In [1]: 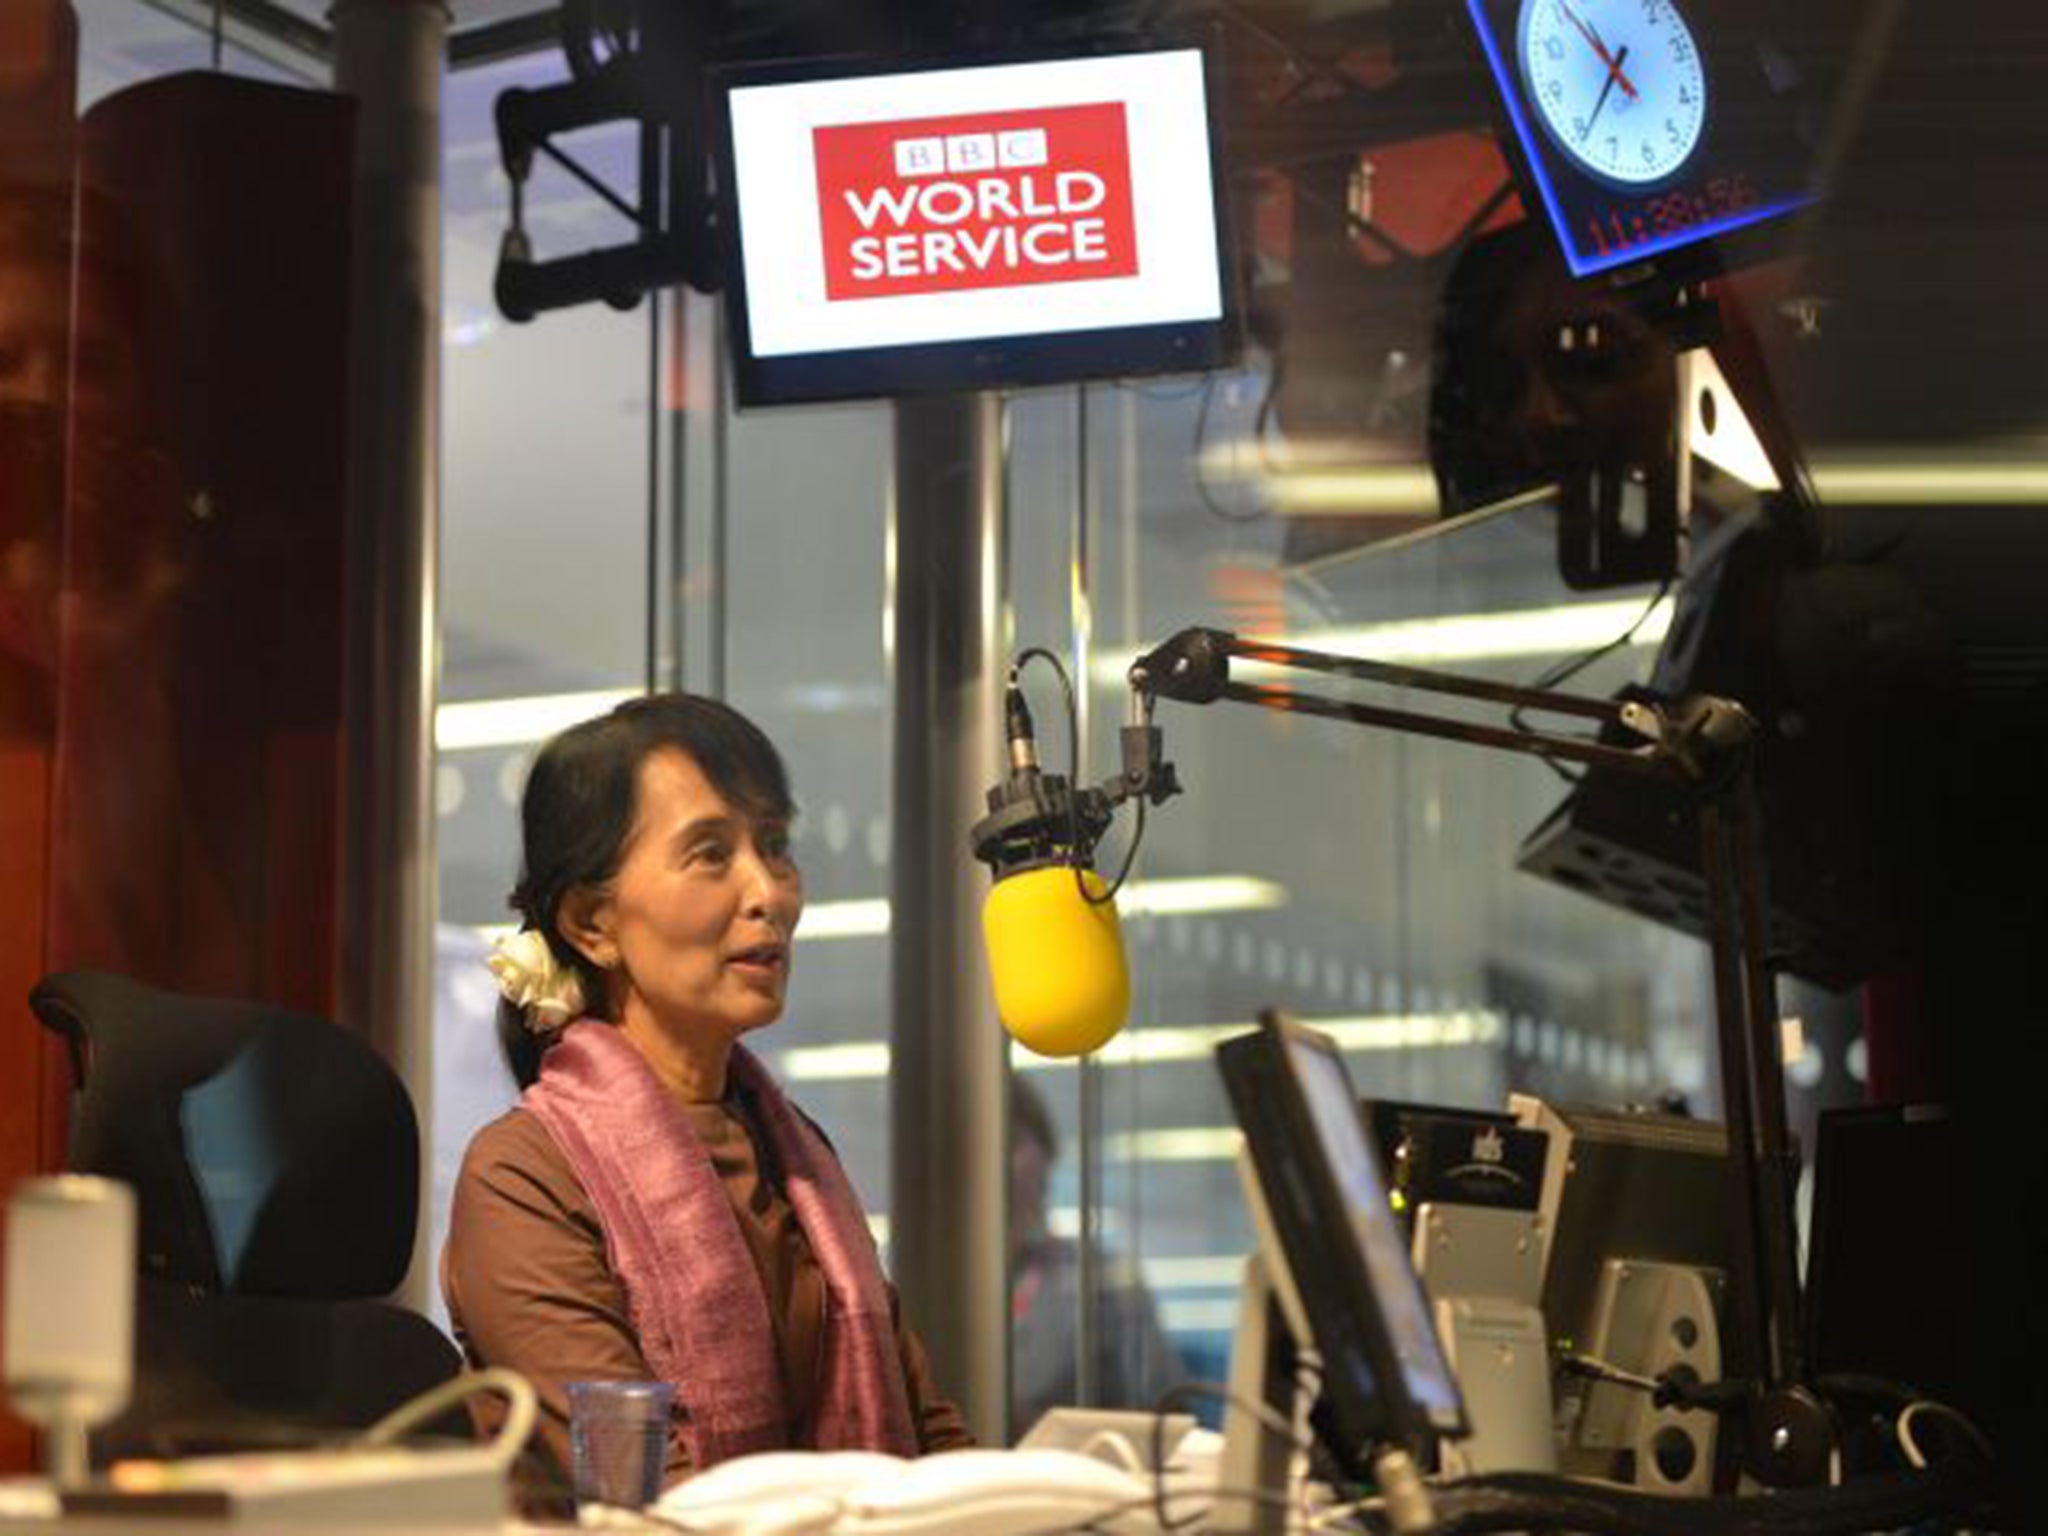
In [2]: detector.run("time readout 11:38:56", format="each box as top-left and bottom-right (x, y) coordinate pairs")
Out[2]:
(1582, 172), (1758, 258)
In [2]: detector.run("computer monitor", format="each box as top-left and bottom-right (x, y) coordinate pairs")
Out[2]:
(712, 42), (1231, 406)
(1217, 1012), (1468, 1461)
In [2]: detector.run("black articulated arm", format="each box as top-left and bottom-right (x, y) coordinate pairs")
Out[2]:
(493, 3), (723, 320)
(1128, 623), (1828, 1489)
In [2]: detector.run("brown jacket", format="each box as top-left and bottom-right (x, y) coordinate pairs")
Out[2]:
(442, 1100), (972, 1503)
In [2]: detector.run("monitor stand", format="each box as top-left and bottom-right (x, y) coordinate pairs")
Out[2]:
(1212, 1249), (1441, 1536)
(1410, 1201), (1557, 1478)
(1212, 1252), (1299, 1536)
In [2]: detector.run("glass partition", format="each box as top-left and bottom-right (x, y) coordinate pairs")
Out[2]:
(713, 371), (899, 1225)
(430, 48), (655, 1311)
(74, 0), (318, 110)
(1000, 362), (1720, 1417)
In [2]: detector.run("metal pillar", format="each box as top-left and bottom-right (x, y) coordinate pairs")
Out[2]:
(332, 0), (446, 1308)
(889, 393), (1010, 1445)
(1071, 386), (1100, 1408)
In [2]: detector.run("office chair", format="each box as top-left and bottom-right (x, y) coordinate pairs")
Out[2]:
(28, 970), (465, 1459)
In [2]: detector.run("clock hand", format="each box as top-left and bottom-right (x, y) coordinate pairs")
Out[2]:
(1553, 0), (1640, 99)
(1581, 43), (1631, 138)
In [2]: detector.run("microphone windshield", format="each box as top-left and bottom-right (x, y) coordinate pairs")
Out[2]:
(982, 864), (1129, 1058)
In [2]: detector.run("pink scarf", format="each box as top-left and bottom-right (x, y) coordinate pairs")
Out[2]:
(523, 1020), (917, 1468)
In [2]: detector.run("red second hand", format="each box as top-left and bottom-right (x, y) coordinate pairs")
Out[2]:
(1554, 0), (1639, 99)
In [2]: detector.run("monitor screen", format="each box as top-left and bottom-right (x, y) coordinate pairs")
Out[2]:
(1286, 1032), (1468, 1431)
(714, 45), (1229, 405)
(1462, 0), (1819, 279)
(1218, 1012), (1467, 1458)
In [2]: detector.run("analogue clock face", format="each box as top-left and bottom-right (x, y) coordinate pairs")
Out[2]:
(1517, 0), (1708, 186)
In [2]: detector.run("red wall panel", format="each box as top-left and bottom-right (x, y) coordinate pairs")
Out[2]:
(1, 70), (356, 1472)
(0, 0), (77, 1475)
(48, 74), (355, 1014)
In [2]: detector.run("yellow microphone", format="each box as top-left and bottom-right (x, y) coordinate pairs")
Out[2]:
(971, 663), (1173, 1058)
(983, 863), (1129, 1058)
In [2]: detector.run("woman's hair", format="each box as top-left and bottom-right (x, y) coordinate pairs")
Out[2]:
(496, 692), (795, 1088)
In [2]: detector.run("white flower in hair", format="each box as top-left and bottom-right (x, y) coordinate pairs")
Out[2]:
(487, 928), (585, 1032)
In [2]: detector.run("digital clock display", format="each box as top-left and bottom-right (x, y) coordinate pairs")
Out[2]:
(1465, 0), (1818, 278)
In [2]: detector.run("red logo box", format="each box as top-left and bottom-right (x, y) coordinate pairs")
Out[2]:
(812, 102), (1139, 302)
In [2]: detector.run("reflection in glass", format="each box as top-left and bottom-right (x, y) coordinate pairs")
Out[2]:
(1009, 1074), (1183, 1435)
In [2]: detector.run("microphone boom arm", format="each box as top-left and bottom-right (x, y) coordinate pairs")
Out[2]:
(1130, 626), (1750, 787)
(1127, 625), (1826, 1490)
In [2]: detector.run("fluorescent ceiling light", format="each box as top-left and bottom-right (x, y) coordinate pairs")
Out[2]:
(1118, 875), (1287, 918)
(799, 899), (893, 940)
(1160, 1298), (1246, 1333)
(1104, 1128), (1242, 1162)
(778, 876), (1286, 945)
(1092, 595), (1672, 688)
(1299, 598), (1671, 668)
(1780, 1014), (1805, 1067)
(1259, 467), (1442, 517)
(1142, 1255), (1251, 1290)
(1697, 437), (2048, 503)
(1050, 1009), (1505, 1069)
(1319, 1009), (1505, 1051)
(471, 873), (1283, 956)
(774, 1010), (1505, 1081)
(1046, 1205), (1121, 1240)
(1809, 459), (2048, 505)
(776, 1042), (893, 1082)
(1205, 434), (2048, 511)
(437, 688), (641, 752)
(1196, 441), (1440, 519)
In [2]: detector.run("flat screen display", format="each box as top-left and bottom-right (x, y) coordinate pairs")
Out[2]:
(715, 46), (1229, 405)
(1463, 0), (1818, 278)
(1285, 1030), (1467, 1432)
(1218, 1013), (1467, 1458)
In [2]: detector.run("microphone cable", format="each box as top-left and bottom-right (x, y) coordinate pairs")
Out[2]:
(1010, 646), (1149, 907)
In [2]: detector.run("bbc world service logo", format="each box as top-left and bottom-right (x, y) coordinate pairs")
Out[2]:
(810, 102), (1140, 301)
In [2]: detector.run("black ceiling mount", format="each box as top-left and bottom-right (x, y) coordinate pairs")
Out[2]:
(493, 0), (727, 320)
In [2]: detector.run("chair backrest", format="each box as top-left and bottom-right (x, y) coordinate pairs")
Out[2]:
(28, 971), (466, 1454)
(30, 970), (416, 1298)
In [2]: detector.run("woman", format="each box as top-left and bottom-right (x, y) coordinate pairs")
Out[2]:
(443, 693), (971, 1494)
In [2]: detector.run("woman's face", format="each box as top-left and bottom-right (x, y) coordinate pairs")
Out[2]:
(588, 747), (803, 1046)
